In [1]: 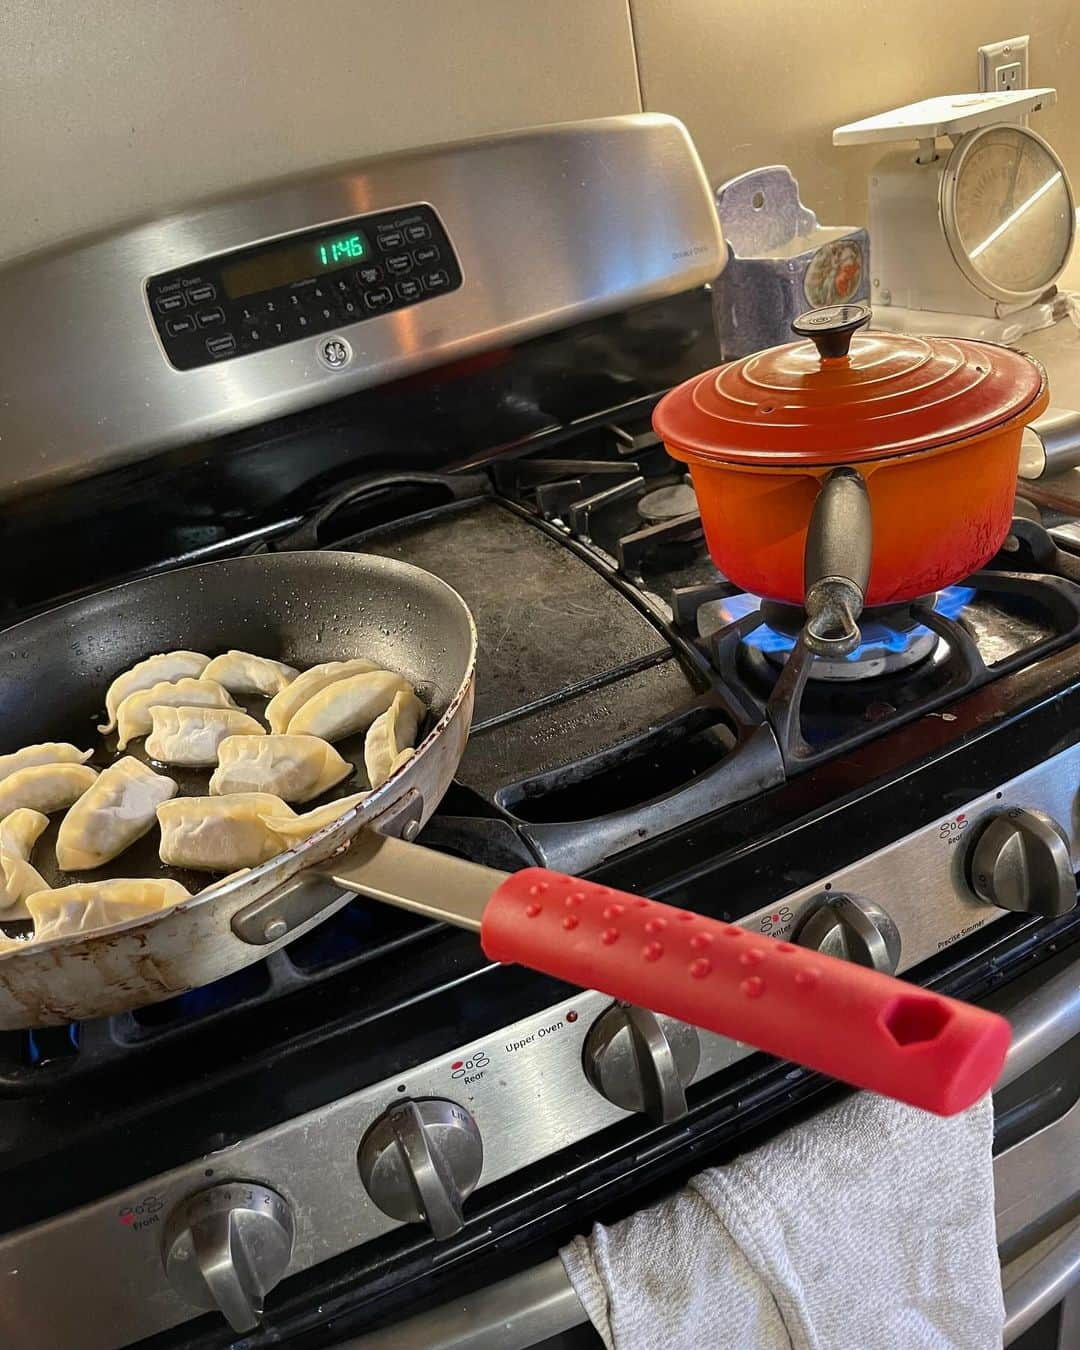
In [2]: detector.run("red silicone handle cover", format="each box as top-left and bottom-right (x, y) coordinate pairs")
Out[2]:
(480, 870), (1011, 1115)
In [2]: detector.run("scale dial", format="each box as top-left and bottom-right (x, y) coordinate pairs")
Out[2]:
(942, 123), (1074, 304)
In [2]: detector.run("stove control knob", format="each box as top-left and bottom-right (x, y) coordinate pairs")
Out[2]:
(358, 1098), (483, 1240)
(582, 1003), (700, 1123)
(970, 808), (1076, 916)
(793, 892), (902, 974)
(162, 1182), (294, 1333)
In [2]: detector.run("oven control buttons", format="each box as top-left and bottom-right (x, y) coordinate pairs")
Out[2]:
(582, 1003), (700, 1124)
(161, 1182), (294, 1333)
(793, 892), (902, 973)
(358, 1098), (483, 1240)
(969, 808), (1077, 916)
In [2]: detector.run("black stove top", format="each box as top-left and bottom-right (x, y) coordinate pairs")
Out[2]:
(2, 289), (1080, 1349)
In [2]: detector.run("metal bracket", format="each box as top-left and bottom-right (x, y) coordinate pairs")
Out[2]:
(231, 871), (356, 947)
(367, 787), (426, 842)
(230, 790), (427, 946)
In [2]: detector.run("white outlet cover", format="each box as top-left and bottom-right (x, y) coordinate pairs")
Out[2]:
(833, 89), (1055, 145)
(979, 34), (1029, 93)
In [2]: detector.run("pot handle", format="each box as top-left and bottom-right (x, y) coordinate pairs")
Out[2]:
(803, 467), (872, 658)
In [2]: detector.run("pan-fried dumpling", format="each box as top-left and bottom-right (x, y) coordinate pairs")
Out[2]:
(115, 677), (238, 750)
(259, 791), (370, 843)
(55, 757), (178, 872)
(266, 658), (380, 734)
(210, 735), (352, 803)
(98, 651), (210, 733)
(0, 743), (93, 785)
(0, 809), (50, 914)
(0, 763), (99, 817)
(202, 650), (299, 696)
(25, 878), (190, 942)
(145, 706), (265, 767)
(157, 794), (296, 872)
(364, 689), (426, 789)
(287, 671), (413, 742)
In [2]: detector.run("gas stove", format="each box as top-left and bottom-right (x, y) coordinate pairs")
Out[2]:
(0, 118), (1077, 1350)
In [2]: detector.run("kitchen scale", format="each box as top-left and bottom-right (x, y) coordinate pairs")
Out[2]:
(834, 88), (1076, 341)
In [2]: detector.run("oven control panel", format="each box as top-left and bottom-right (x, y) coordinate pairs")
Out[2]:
(146, 204), (461, 370)
(1, 746), (1076, 1348)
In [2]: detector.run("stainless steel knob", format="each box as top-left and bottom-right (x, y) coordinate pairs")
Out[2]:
(162, 1182), (294, 1333)
(358, 1098), (483, 1240)
(793, 892), (902, 973)
(970, 807), (1077, 916)
(582, 1003), (700, 1123)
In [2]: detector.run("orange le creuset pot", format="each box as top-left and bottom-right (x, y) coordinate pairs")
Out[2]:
(652, 304), (1049, 658)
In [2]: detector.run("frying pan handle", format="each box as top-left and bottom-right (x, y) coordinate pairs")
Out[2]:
(803, 467), (872, 658)
(481, 869), (1010, 1115)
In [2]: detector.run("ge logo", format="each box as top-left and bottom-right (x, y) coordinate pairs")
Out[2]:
(451, 1051), (489, 1079)
(318, 336), (352, 370)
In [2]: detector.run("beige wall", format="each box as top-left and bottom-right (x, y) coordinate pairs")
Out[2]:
(0, 0), (640, 262)
(631, 0), (1079, 226)
(5, 1), (1077, 264)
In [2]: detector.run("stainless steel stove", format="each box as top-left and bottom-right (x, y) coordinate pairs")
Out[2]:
(0, 117), (1077, 1350)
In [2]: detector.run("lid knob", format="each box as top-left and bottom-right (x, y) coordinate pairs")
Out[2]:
(791, 304), (872, 360)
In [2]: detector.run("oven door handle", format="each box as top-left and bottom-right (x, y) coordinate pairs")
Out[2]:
(992, 960), (1080, 1091)
(1003, 1221), (1080, 1346)
(335, 1256), (587, 1349)
(336, 959), (1080, 1348)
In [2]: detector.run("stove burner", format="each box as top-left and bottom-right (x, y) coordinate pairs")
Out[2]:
(637, 482), (699, 524)
(718, 587), (976, 681)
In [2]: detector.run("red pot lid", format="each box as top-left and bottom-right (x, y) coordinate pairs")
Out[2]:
(653, 304), (1047, 468)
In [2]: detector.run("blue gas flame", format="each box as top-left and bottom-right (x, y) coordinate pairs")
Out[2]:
(719, 585), (976, 661)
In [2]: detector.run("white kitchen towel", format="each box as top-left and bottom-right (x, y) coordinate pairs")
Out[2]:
(560, 1091), (1001, 1350)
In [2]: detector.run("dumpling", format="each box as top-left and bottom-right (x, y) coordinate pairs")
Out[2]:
(0, 808), (50, 915)
(98, 651), (210, 733)
(0, 763), (98, 817)
(266, 658), (380, 734)
(55, 757), (178, 872)
(0, 743), (93, 785)
(115, 677), (238, 750)
(287, 671), (412, 742)
(202, 650), (299, 696)
(158, 794), (295, 872)
(145, 706), (265, 767)
(364, 689), (426, 788)
(26, 879), (190, 942)
(210, 735), (352, 803)
(259, 791), (370, 843)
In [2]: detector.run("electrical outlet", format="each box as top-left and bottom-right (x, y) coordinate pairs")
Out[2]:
(978, 35), (1029, 93)
(995, 61), (1022, 92)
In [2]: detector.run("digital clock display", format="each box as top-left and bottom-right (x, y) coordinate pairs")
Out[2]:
(317, 233), (366, 265)
(221, 228), (369, 299)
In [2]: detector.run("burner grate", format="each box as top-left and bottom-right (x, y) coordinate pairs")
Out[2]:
(704, 566), (1080, 769)
(0, 900), (442, 1085)
(731, 587), (974, 681)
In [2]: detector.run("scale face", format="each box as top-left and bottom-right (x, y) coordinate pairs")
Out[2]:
(944, 123), (1074, 302)
(834, 89), (1076, 333)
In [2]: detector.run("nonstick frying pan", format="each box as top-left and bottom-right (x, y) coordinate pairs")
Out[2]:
(0, 552), (1009, 1113)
